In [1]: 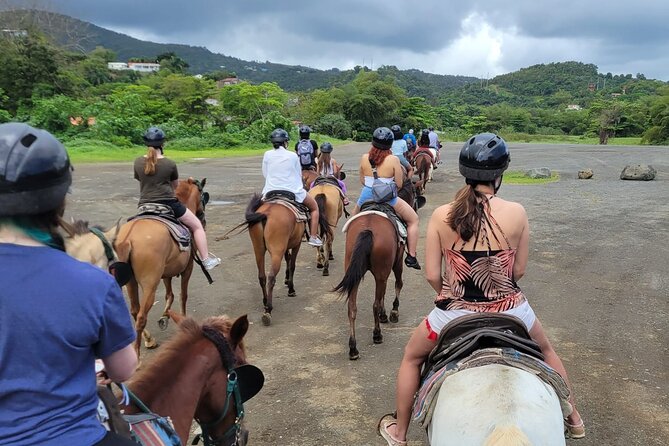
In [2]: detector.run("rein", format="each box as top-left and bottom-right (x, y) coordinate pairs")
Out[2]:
(89, 227), (116, 265)
(192, 326), (245, 446)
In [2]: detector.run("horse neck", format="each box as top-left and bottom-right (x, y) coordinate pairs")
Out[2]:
(175, 184), (199, 213)
(63, 233), (106, 268)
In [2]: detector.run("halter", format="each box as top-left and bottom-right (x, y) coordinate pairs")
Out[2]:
(193, 326), (246, 446)
(89, 227), (115, 265)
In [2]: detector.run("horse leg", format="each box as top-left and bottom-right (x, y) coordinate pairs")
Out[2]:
(249, 224), (268, 321)
(178, 259), (194, 316)
(262, 250), (284, 326)
(284, 250), (291, 285)
(158, 277), (174, 331)
(347, 284), (360, 360)
(126, 278), (142, 354)
(372, 275), (388, 344)
(134, 278), (160, 355)
(286, 245), (299, 296)
(316, 244), (324, 270)
(390, 254), (404, 323)
(322, 237), (330, 276)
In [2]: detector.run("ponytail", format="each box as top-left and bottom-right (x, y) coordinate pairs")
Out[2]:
(144, 147), (158, 175)
(317, 152), (331, 175)
(447, 181), (489, 241)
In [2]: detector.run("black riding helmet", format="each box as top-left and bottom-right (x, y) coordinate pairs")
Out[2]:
(390, 124), (402, 140)
(143, 126), (166, 147)
(459, 133), (510, 181)
(371, 127), (394, 150)
(299, 125), (311, 139)
(421, 129), (430, 138)
(320, 142), (333, 153)
(0, 122), (72, 217)
(270, 128), (290, 143)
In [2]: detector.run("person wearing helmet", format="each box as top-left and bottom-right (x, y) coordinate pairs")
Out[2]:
(378, 134), (584, 445)
(315, 142), (349, 205)
(0, 123), (138, 446)
(264, 128), (323, 247)
(294, 125), (319, 171)
(414, 129), (437, 169)
(403, 128), (417, 151)
(428, 126), (442, 164)
(390, 125), (413, 179)
(134, 127), (221, 270)
(355, 127), (421, 269)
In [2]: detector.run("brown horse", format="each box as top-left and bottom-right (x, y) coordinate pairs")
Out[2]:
(308, 183), (341, 276)
(414, 152), (432, 193)
(333, 212), (404, 360)
(229, 193), (328, 326)
(123, 312), (264, 446)
(114, 178), (209, 356)
(301, 169), (319, 191)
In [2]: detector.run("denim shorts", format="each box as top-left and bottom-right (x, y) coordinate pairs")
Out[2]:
(356, 185), (398, 206)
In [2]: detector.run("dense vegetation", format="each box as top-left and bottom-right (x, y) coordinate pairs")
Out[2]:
(0, 9), (668, 152)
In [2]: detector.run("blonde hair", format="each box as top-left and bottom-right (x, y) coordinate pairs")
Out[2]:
(317, 152), (332, 175)
(144, 147), (158, 175)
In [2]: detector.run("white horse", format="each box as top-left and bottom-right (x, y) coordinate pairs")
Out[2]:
(426, 148), (437, 182)
(428, 364), (565, 446)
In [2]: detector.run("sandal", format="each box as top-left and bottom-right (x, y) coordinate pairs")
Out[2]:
(564, 419), (586, 439)
(377, 413), (407, 446)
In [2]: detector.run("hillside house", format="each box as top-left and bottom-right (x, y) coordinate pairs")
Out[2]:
(216, 77), (240, 88)
(127, 62), (160, 73)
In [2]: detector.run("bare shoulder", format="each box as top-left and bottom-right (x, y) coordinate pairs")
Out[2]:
(431, 203), (453, 221)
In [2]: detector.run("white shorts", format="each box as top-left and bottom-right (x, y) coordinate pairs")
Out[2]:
(426, 300), (536, 337)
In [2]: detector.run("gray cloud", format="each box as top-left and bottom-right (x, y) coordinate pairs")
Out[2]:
(29, 0), (669, 79)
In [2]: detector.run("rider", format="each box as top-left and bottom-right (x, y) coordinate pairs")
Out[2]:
(315, 142), (349, 205)
(414, 129), (437, 169)
(263, 128), (323, 247)
(354, 127), (421, 270)
(403, 128), (417, 152)
(390, 125), (413, 179)
(428, 126), (442, 164)
(0, 123), (138, 446)
(134, 127), (221, 270)
(294, 125), (319, 171)
(378, 133), (585, 446)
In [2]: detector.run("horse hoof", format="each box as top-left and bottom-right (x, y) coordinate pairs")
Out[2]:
(322, 269), (329, 276)
(316, 263), (323, 269)
(144, 339), (158, 349)
(328, 254), (334, 261)
(379, 314), (389, 324)
(390, 311), (399, 323)
(157, 316), (169, 331)
(261, 313), (272, 326)
(349, 351), (360, 360)
(284, 280), (289, 285)
(373, 335), (383, 344)
(287, 290), (296, 297)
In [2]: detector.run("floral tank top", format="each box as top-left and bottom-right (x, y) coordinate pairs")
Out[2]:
(436, 203), (526, 312)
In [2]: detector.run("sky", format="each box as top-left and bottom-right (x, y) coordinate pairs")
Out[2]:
(22, 0), (669, 80)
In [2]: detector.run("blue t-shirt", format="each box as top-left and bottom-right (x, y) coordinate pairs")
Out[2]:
(0, 244), (136, 446)
(403, 133), (417, 147)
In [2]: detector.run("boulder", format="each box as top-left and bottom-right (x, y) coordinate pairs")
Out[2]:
(526, 167), (551, 179)
(620, 165), (657, 181)
(578, 169), (594, 179)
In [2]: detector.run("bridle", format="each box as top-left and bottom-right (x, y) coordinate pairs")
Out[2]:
(193, 326), (246, 446)
(89, 227), (116, 266)
(192, 179), (210, 225)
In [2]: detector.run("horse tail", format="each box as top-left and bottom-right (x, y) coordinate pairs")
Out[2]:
(244, 193), (267, 227)
(114, 235), (132, 264)
(332, 230), (373, 298)
(483, 425), (532, 446)
(314, 193), (333, 240)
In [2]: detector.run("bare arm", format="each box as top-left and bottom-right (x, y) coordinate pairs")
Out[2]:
(426, 206), (448, 293)
(513, 206), (530, 281)
(392, 157), (404, 187)
(101, 344), (137, 382)
(359, 155), (366, 186)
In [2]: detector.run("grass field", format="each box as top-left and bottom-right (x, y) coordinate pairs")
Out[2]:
(504, 170), (560, 184)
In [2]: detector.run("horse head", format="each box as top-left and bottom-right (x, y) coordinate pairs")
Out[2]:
(178, 177), (209, 228)
(334, 162), (346, 181)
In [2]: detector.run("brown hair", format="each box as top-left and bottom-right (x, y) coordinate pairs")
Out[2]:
(0, 201), (66, 250)
(317, 152), (332, 174)
(368, 146), (391, 167)
(447, 182), (489, 241)
(144, 147), (158, 175)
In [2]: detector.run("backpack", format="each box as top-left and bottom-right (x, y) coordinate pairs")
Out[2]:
(296, 139), (314, 167)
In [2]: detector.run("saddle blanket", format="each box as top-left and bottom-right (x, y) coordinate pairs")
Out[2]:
(342, 210), (407, 243)
(412, 347), (572, 428)
(264, 196), (310, 222)
(313, 176), (346, 199)
(132, 215), (191, 251)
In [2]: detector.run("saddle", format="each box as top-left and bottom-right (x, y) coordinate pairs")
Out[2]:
(128, 204), (190, 251)
(342, 202), (406, 244)
(263, 190), (310, 221)
(421, 313), (543, 381)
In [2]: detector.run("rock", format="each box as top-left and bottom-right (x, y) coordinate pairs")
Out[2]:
(620, 165), (657, 181)
(526, 167), (551, 179)
(578, 169), (594, 179)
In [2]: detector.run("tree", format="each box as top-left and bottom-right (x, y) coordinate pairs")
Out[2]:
(157, 52), (189, 74)
(642, 87), (669, 144)
(219, 81), (288, 125)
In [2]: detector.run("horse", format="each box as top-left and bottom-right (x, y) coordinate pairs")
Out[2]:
(62, 219), (122, 270)
(301, 169), (319, 191)
(122, 312), (265, 446)
(398, 174), (426, 212)
(333, 212), (404, 360)
(228, 193), (328, 326)
(114, 178), (210, 357)
(413, 152), (432, 192)
(428, 364), (565, 445)
(308, 182), (343, 276)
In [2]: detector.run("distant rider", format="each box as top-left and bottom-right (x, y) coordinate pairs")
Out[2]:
(403, 128), (417, 151)
(414, 129), (437, 169)
(294, 125), (319, 171)
(428, 126), (442, 164)
(390, 125), (413, 179)
(315, 142), (349, 205)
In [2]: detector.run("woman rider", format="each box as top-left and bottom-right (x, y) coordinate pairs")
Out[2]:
(0, 123), (138, 446)
(315, 141), (349, 205)
(134, 127), (221, 270)
(390, 125), (413, 179)
(414, 129), (437, 169)
(354, 127), (420, 270)
(378, 133), (584, 445)
(262, 128), (323, 247)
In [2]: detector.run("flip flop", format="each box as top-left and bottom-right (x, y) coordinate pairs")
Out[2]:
(377, 413), (407, 446)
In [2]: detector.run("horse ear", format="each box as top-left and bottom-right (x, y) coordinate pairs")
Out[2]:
(105, 218), (122, 243)
(168, 310), (186, 325)
(230, 315), (249, 348)
(201, 178), (207, 188)
(58, 217), (76, 238)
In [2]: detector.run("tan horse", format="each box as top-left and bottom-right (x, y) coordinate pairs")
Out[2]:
(114, 178), (209, 357)
(62, 219), (121, 270)
(308, 183), (341, 276)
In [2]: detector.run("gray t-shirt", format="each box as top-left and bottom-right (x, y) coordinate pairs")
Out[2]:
(134, 156), (179, 204)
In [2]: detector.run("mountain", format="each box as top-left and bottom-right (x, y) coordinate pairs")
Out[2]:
(0, 9), (478, 97)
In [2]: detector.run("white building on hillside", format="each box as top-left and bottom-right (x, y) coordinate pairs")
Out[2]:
(108, 62), (129, 70)
(127, 62), (161, 73)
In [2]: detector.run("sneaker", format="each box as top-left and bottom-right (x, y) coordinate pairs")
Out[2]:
(437, 160), (443, 165)
(404, 254), (421, 270)
(308, 235), (323, 247)
(202, 255), (221, 270)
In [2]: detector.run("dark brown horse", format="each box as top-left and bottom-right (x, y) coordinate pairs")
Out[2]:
(229, 193), (328, 326)
(333, 212), (404, 360)
(123, 312), (264, 446)
(414, 152), (432, 193)
(114, 178), (209, 357)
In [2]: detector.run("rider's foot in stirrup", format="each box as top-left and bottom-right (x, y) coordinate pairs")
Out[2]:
(202, 254), (221, 270)
(404, 254), (421, 270)
(308, 235), (323, 247)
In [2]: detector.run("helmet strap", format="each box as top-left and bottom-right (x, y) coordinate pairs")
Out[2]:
(493, 176), (503, 193)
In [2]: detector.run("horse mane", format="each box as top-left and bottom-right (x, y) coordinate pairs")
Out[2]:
(59, 218), (105, 237)
(129, 315), (243, 394)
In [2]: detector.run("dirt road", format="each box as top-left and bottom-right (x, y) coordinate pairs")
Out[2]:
(68, 142), (668, 445)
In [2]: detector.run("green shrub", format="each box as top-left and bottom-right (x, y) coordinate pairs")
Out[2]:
(239, 111), (293, 143)
(317, 113), (352, 139)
